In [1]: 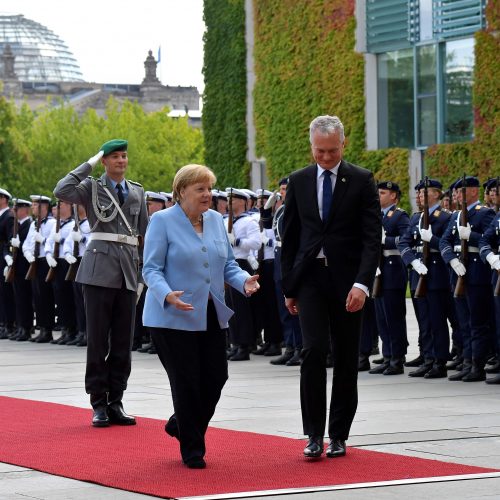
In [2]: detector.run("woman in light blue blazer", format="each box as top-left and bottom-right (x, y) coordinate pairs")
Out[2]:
(142, 164), (260, 469)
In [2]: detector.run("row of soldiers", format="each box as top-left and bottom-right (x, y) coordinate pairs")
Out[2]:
(363, 175), (500, 385)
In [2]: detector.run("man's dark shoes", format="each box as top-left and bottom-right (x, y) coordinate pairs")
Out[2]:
(286, 349), (302, 366)
(92, 407), (110, 427)
(409, 359), (434, 377)
(165, 415), (179, 439)
(424, 363), (447, 379)
(358, 355), (370, 371)
(326, 439), (346, 458)
(485, 361), (500, 374)
(303, 436), (324, 458)
(185, 457), (206, 469)
(264, 343), (282, 356)
(486, 373), (500, 384)
(229, 347), (250, 361)
(405, 355), (424, 367)
(107, 402), (136, 425)
(270, 347), (294, 365)
(369, 358), (390, 374)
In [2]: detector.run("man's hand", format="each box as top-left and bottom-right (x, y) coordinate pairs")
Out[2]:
(260, 232), (270, 245)
(46, 254), (57, 268)
(381, 228), (386, 245)
(87, 150), (104, 168)
(486, 252), (500, 271)
(52, 231), (62, 243)
(24, 251), (35, 263)
(419, 226), (433, 242)
(285, 297), (299, 315)
(70, 230), (82, 242)
(264, 191), (279, 210)
(346, 287), (366, 312)
(375, 266), (381, 277)
(458, 223), (471, 241)
(450, 258), (466, 277)
(10, 236), (20, 248)
(244, 275), (260, 295)
(5, 255), (13, 267)
(64, 254), (77, 265)
(165, 291), (194, 311)
(33, 231), (45, 244)
(411, 259), (428, 275)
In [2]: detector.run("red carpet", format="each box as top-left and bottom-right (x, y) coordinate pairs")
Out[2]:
(0, 396), (497, 499)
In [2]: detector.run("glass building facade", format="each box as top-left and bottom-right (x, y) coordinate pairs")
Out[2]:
(366, 0), (483, 149)
(0, 14), (83, 82)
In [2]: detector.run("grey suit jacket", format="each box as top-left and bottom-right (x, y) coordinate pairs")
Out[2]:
(54, 162), (148, 291)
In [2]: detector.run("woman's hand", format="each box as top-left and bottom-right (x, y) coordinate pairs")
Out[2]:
(165, 291), (194, 311)
(244, 275), (260, 295)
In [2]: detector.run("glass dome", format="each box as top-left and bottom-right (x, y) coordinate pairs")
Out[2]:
(0, 14), (83, 82)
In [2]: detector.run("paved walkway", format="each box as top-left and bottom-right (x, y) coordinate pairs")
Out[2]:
(1, 300), (499, 499)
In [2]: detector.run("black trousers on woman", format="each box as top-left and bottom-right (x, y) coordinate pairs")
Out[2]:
(150, 300), (228, 464)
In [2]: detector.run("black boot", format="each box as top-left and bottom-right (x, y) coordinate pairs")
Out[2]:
(409, 358), (434, 377)
(76, 332), (87, 346)
(462, 359), (486, 382)
(35, 328), (53, 343)
(264, 342), (283, 356)
(252, 342), (270, 355)
(108, 391), (136, 425)
(8, 328), (21, 341)
(58, 328), (77, 345)
(369, 357), (390, 374)
(229, 346), (250, 361)
(485, 373), (500, 384)
(448, 359), (472, 381)
(90, 393), (109, 427)
(358, 354), (371, 371)
(66, 331), (84, 346)
(383, 357), (405, 375)
(16, 328), (32, 342)
(270, 346), (294, 365)
(404, 354), (424, 367)
(424, 361), (448, 379)
(0, 325), (8, 340)
(286, 348), (302, 366)
(485, 361), (500, 374)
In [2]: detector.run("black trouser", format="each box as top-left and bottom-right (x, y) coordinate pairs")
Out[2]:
(297, 260), (362, 441)
(151, 300), (228, 463)
(83, 283), (136, 395)
(0, 257), (15, 327)
(13, 261), (33, 330)
(52, 260), (76, 330)
(73, 281), (86, 333)
(32, 258), (55, 329)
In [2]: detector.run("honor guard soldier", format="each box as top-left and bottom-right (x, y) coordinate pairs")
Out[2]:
(262, 178), (303, 366)
(0, 188), (15, 339)
(369, 182), (409, 375)
(224, 188), (261, 360)
(215, 190), (228, 215)
(398, 179), (453, 378)
(54, 139), (148, 427)
(45, 200), (77, 345)
(4, 199), (34, 341)
(62, 205), (90, 347)
(159, 192), (174, 208)
(440, 176), (495, 381)
(479, 209), (500, 384)
(22, 195), (56, 343)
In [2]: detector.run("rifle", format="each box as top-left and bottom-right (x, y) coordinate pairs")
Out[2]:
(454, 174), (468, 298)
(415, 177), (429, 298)
(25, 196), (42, 280)
(227, 188), (234, 235)
(45, 200), (61, 282)
(65, 205), (80, 281)
(372, 208), (384, 298)
(257, 193), (265, 275)
(5, 204), (18, 283)
(493, 178), (500, 296)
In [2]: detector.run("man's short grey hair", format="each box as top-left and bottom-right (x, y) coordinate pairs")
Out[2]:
(309, 115), (344, 143)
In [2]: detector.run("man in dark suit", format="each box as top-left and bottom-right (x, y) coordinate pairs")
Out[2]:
(281, 115), (381, 459)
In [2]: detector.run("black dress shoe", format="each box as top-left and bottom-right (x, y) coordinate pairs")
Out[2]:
(137, 343), (153, 353)
(107, 403), (137, 425)
(462, 368), (486, 382)
(270, 348), (294, 365)
(424, 364), (447, 379)
(16, 328), (31, 342)
(92, 407), (110, 427)
(326, 439), (346, 458)
(252, 342), (269, 355)
(358, 355), (370, 372)
(485, 373), (500, 384)
(165, 415), (179, 439)
(372, 357), (385, 365)
(408, 359), (434, 377)
(35, 328), (53, 343)
(264, 343), (282, 356)
(446, 356), (463, 370)
(229, 347), (250, 361)
(383, 365), (404, 375)
(148, 344), (157, 354)
(185, 457), (206, 469)
(303, 436), (324, 458)
(404, 355), (424, 367)
(485, 361), (500, 374)
(369, 359), (390, 374)
(286, 349), (302, 366)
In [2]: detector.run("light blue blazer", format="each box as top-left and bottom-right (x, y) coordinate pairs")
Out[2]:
(142, 204), (250, 331)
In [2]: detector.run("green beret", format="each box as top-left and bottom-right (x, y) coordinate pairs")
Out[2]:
(100, 139), (128, 156)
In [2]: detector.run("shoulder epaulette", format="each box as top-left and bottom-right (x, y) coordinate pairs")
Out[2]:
(442, 208), (451, 213)
(87, 176), (95, 180)
(128, 180), (143, 187)
(476, 204), (482, 210)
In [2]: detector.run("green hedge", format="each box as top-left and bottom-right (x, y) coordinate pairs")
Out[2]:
(202, 0), (249, 188)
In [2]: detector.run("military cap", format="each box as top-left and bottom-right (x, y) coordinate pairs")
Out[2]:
(159, 191), (173, 201)
(419, 178), (443, 190)
(145, 191), (167, 203)
(414, 181), (423, 191)
(0, 187), (12, 199)
(378, 181), (400, 193)
(278, 177), (289, 186)
(241, 188), (258, 200)
(256, 189), (273, 198)
(485, 178), (499, 191)
(14, 198), (32, 208)
(226, 188), (249, 200)
(100, 139), (128, 156)
(30, 195), (51, 204)
(211, 189), (219, 197)
(454, 176), (480, 188)
(216, 190), (228, 200)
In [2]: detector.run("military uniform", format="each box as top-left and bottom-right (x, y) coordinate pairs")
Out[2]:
(0, 188), (15, 339)
(54, 139), (148, 422)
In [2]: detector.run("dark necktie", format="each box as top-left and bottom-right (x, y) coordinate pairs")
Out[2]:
(322, 170), (333, 221)
(116, 183), (125, 206)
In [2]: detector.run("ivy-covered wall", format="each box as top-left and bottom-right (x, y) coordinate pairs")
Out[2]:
(202, 0), (249, 187)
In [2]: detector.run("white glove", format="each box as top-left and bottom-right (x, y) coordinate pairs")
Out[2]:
(52, 231), (62, 243)
(33, 231), (45, 244)
(136, 282), (145, 304)
(5, 255), (13, 267)
(264, 191), (279, 210)
(227, 232), (235, 245)
(419, 226), (433, 242)
(11, 236), (20, 248)
(3, 266), (7, 278)
(46, 254), (57, 268)
(375, 267), (381, 277)
(458, 223), (471, 241)
(381, 228), (386, 245)
(450, 258), (466, 277)
(247, 255), (259, 271)
(87, 150), (104, 168)
(70, 230), (82, 242)
(486, 252), (500, 271)
(411, 259), (428, 275)
(64, 254), (77, 265)
(24, 251), (35, 263)
(261, 232), (270, 245)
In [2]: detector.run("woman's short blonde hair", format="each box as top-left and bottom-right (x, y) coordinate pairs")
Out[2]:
(172, 164), (217, 203)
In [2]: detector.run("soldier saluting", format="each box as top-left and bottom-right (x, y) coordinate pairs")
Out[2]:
(54, 139), (148, 427)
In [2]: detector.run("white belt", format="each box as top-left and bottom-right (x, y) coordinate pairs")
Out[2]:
(90, 232), (139, 246)
(383, 250), (400, 257)
(275, 241), (282, 247)
(453, 245), (479, 253)
(416, 246), (439, 253)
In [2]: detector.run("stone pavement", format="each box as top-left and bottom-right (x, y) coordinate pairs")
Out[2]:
(0, 300), (499, 499)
